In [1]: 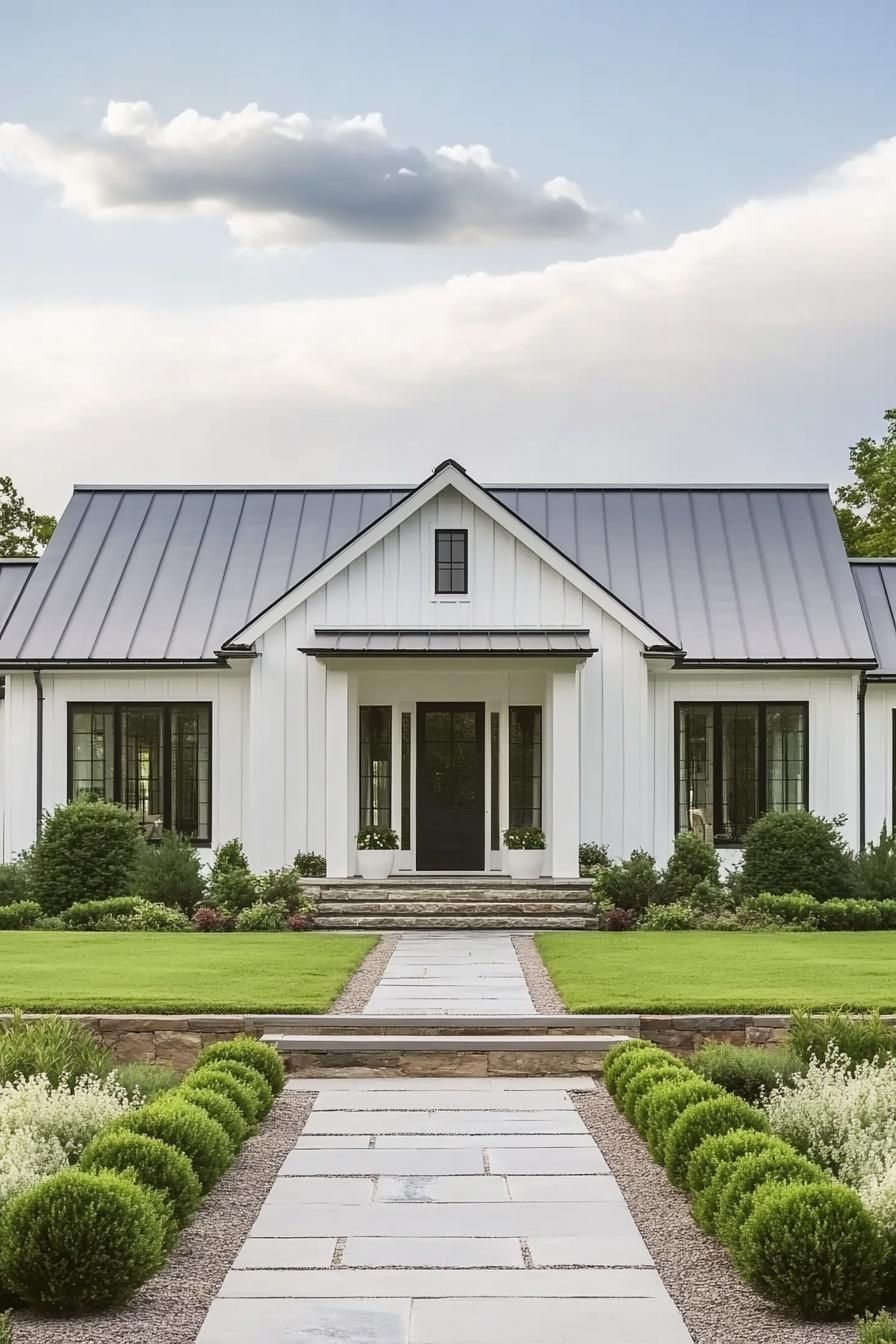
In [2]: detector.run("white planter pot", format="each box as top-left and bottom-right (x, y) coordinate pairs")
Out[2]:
(505, 848), (544, 880)
(357, 849), (395, 880)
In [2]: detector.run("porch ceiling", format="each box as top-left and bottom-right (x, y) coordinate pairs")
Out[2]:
(299, 627), (595, 656)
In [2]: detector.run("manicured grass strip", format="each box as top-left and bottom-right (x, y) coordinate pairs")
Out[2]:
(534, 931), (896, 1013)
(0, 932), (378, 1013)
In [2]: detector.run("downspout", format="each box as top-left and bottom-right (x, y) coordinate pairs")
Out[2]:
(858, 670), (867, 850)
(33, 669), (44, 837)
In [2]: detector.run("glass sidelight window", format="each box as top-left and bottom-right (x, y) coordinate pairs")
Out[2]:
(359, 706), (392, 828)
(676, 701), (808, 846)
(509, 706), (542, 828)
(68, 703), (211, 842)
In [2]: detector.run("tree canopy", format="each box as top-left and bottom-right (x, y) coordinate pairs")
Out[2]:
(835, 410), (896, 557)
(0, 477), (55, 557)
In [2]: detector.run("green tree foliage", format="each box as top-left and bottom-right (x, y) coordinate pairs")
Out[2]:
(835, 409), (896, 556)
(0, 476), (55, 556)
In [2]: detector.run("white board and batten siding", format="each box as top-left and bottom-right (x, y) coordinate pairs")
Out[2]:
(864, 684), (896, 840)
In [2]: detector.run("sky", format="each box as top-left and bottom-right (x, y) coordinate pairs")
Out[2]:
(0, 0), (894, 516)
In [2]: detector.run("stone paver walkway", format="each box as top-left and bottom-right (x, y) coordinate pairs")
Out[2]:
(195, 934), (694, 1344)
(363, 932), (536, 1016)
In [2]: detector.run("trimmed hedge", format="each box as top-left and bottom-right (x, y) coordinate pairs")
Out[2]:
(197, 1037), (286, 1095)
(176, 1085), (248, 1147)
(80, 1129), (202, 1227)
(181, 1065), (261, 1126)
(0, 1169), (165, 1313)
(621, 1062), (689, 1125)
(641, 1078), (721, 1162)
(716, 1149), (830, 1255)
(62, 896), (140, 930)
(602, 1039), (658, 1096)
(664, 1094), (768, 1189)
(738, 1182), (883, 1319)
(615, 1051), (687, 1111)
(115, 1097), (233, 1193)
(195, 1057), (274, 1117)
(689, 1131), (792, 1233)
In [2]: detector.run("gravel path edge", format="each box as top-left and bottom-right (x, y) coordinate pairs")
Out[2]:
(512, 933), (567, 1013)
(330, 932), (399, 1012)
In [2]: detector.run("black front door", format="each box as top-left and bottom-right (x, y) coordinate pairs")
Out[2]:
(416, 703), (485, 870)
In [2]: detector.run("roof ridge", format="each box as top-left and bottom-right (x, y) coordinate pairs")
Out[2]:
(71, 482), (834, 494)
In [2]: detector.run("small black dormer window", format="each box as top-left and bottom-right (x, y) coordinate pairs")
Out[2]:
(435, 529), (468, 594)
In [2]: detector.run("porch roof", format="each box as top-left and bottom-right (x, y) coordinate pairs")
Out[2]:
(299, 627), (594, 657)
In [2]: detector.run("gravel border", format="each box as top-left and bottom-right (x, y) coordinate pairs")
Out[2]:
(576, 1087), (855, 1344)
(512, 933), (566, 1012)
(10, 1089), (316, 1344)
(330, 932), (399, 1012)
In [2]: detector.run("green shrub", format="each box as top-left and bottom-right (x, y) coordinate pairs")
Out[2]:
(690, 1042), (803, 1104)
(133, 831), (206, 913)
(258, 868), (310, 912)
(198, 1037), (285, 1096)
(620, 1062), (689, 1124)
(594, 851), (661, 911)
(0, 899), (41, 929)
(605, 1044), (667, 1106)
(115, 1062), (181, 1103)
(664, 1094), (768, 1189)
(295, 850), (327, 877)
(0, 861), (29, 906)
(0, 1009), (113, 1086)
(196, 1057), (274, 1117)
(687, 1130), (787, 1232)
(182, 1065), (260, 1125)
(61, 896), (140, 930)
(80, 1128), (202, 1227)
(858, 1311), (896, 1343)
(687, 878), (733, 914)
(175, 1084), (247, 1146)
(642, 1077), (722, 1161)
(208, 838), (258, 912)
(739, 811), (854, 903)
(0, 1168), (165, 1312)
(579, 841), (610, 875)
(0, 1310), (10, 1343)
(126, 898), (190, 931)
(716, 1148), (831, 1254)
(30, 799), (145, 916)
(115, 1097), (232, 1192)
(639, 901), (695, 930)
(738, 1182), (882, 1318)
(33, 914), (65, 930)
(602, 1040), (659, 1097)
(853, 825), (896, 903)
(877, 901), (896, 930)
(789, 1008), (896, 1067)
(748, 890), (819, 927)
(234, 899), (287, 931)
(661, 831), (720, 904)
(815, 897), (882, 931)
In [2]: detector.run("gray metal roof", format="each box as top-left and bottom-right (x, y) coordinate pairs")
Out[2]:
(851, 560), (896, 678)
(0, 477), (875, 665)
(300, 628), (594, 656)
(0, 560), (36, 632)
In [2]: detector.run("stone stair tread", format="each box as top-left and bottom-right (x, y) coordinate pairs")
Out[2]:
(262, 1033), (629, 1052)
(313, 916), (597, 929)
(317, 902), (594, 915)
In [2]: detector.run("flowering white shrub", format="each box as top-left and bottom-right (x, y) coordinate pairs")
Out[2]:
(0, 1072), (134, 1159)
(0, 1128), (67, 1207)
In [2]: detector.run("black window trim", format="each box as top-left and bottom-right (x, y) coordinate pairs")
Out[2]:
(67, 701), (214, 846)
(674, 699), (809, 848)
(434, 527), (469, 595)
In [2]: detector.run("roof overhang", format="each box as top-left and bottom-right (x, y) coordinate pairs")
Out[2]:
(299, 627), (595, 659)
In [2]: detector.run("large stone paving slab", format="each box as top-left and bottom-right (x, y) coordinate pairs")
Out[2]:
(250, 1198), (646, 1237)
(281, 1147), (487, 1175)
(196, 1298), (410, 1343)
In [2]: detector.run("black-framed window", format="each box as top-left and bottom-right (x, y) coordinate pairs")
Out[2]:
(400, 711), (411, 849)
(509, 706), (542, 828)
(68, 703), (212, 844)
(676, 701), (808, 846)
(435, 529), (468, 594)
(490, 711), (500, 849)
(359, 706), (392, 828)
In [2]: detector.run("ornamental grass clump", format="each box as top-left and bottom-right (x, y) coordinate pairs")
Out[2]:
(198, 1037), (285, 1096)
(0, 1168), (166, 1313)
(737, 1182), (883, 1319)
(0, 1010), (114, 1087)
(664, 1094), (768, 1190)
(80, 1129), (201, 1227)
(691, 1041), (803, 1104)
(789, 1009), (896, 1069)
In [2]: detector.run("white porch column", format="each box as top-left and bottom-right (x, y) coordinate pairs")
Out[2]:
(325, 666), (352, 879)
(550, 665), (581, 879)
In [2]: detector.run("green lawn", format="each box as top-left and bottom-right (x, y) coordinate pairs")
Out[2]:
(0, 932), (378, 1013)
(535, 931), (896, 1013)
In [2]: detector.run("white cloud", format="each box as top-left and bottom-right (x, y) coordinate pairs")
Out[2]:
(0, 100), (602, 248)
(0, 135), (894, 510)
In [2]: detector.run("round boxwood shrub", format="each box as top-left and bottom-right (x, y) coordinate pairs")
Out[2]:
(642, 1078), (722, 1162)
(115, 1097), (232, 1192)
(738, 810), (854, 903)
(175, 1085), (247, 1148)
(738, 1182), (883, 1318)
(182, 1065), (261, 1126)
(602, 1040), (659, 1097)
(621, 1062), (690, 1126)
(29, 799), (145, 916)
(687, 1130), (791, 1232)
(0, 1168), (165, 1313)
(664, 1095), (768, 1190)
(197, 1058), (274, 1118)
(198, 1038), (285, 1096)
(606, 1045), (668, 1107)
(80, 1129), (202, 1227)
(716, 1149), (830, 1255)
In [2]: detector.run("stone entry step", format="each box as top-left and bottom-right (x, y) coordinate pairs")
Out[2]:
(312, 882), (597, 930)
(315, 914), (596, 929)
(317, 900), (595, 916)
(261, 1033), (630, 1078)
(264, 1015), (633, 1037)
